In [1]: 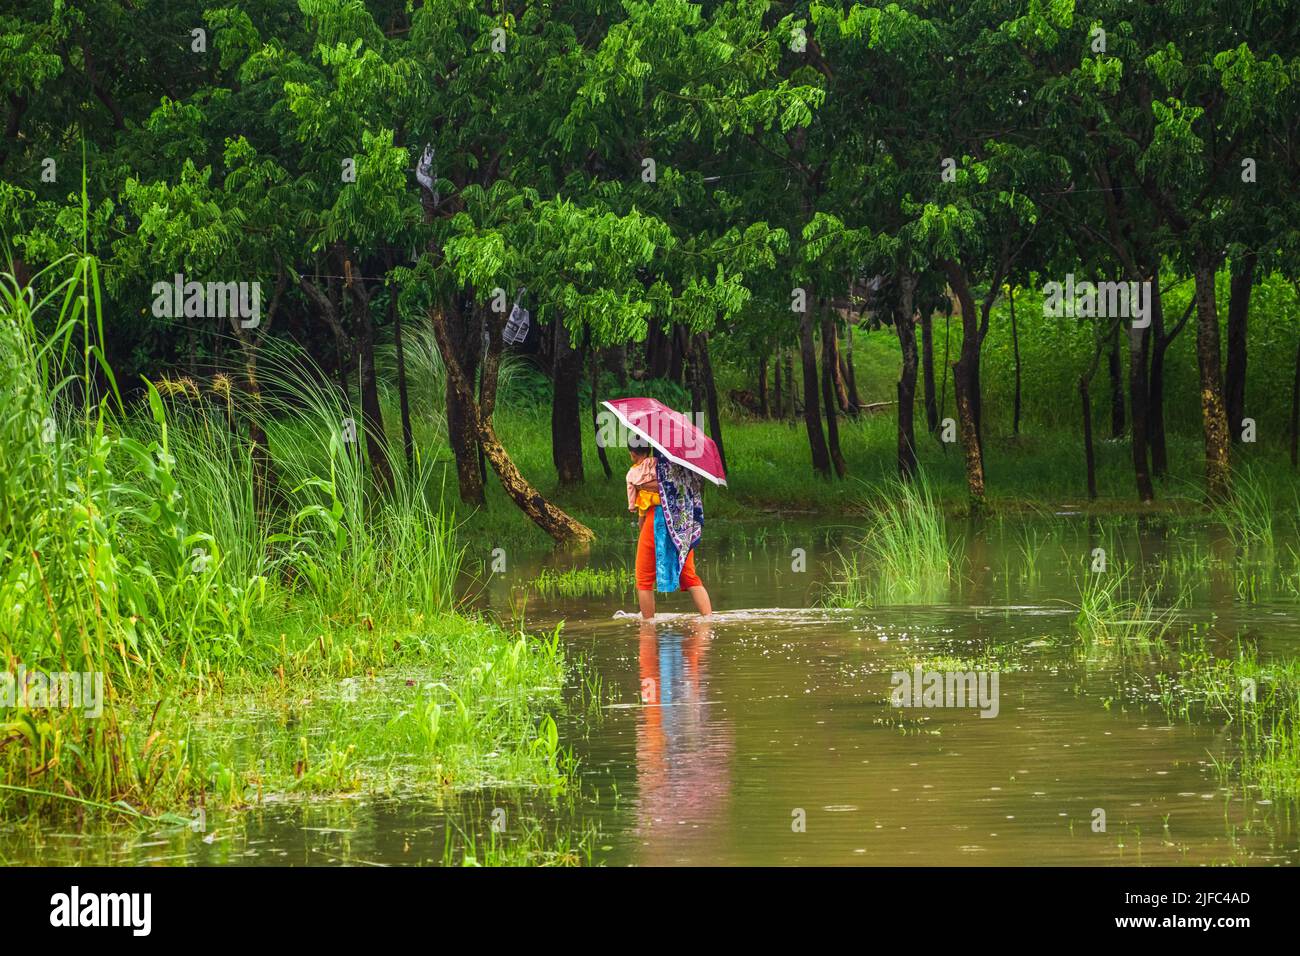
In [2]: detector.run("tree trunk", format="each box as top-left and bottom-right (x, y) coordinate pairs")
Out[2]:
(920, 307), (938, 433)
(589, 345), (612, 479)
(842, 323), (861, 415)
(772, 353), (782, 419)
(1192, 260), (1231, 501)
(1128, 318), (1155, 503)
(551, 319), (585, 485)
(1081, 376), (1097, 500)
(800, 311), (831, 476)
(1291, 337), (1300, 469)
(429, 306), (593, 543)
(1148, 281), (1170, 478)
(1009, 286), (1022, 435)
(942, 261), (986, 505)
(820, 311), (847, 477)
(758, 355), (770, 417)
(784, 350), (796, 420)
(1225, 252), (1256, 443)
(894, 276), (919, 480)
(1107, 321), (1124, 439)
(696, 333), (726, 473)
(443, 296), (485, 505)
(830, 325), (850, 414)
(646, 321), (670, 379)
(668, 324), (687, 385)
(349, 279), (394, 494)
(389, 283), (414, 475)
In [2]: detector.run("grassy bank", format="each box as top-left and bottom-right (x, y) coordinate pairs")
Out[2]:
(0, 260), (572, 821)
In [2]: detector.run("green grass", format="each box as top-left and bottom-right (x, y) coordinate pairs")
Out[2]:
(0, 252), (575, 822)
(827, 473), (954, 607)
(530, 566), (632, 599)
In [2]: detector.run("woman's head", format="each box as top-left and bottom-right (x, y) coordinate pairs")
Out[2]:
(627, 433), (650, 462)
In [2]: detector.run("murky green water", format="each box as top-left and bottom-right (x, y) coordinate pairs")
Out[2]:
(6, 515), (1299, 865)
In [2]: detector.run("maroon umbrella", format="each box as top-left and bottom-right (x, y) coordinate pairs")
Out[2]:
(601, 397), (727, 486)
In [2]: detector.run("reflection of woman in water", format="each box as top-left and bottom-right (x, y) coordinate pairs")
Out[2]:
(635, 618), (733, 863)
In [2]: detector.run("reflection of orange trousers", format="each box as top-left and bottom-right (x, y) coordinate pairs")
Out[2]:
(636, 506), (702, 591)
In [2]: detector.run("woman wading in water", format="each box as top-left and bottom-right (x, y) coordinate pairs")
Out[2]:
(625, 436), (712, 619)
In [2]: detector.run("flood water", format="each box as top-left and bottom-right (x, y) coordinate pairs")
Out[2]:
(6, 515), (1300, 866)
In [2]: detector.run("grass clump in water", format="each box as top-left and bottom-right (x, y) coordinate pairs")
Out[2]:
(531, 566), (632, 599)
(829, 474), (953, 607)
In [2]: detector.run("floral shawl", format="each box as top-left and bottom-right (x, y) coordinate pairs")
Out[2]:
(653, 453), (704, 591)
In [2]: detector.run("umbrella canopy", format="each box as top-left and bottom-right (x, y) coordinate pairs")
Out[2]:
(601, 397), (727, 486)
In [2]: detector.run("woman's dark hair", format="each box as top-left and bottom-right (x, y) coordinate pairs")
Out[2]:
(627, 432), (649, 452)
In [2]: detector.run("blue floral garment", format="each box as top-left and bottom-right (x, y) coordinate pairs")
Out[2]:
(653, 506), (679, 592)
(653, 453), (704, 592)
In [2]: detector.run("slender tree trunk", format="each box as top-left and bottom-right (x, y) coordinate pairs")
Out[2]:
(1192, 259), (1231, 501)
(1108, 321), (1125, 438)
(551, 319), (585, 485)
(1009, 286), (1022, 436)
(646, 322), (670, 379)
(842, 324), (861, 415)
(1225, 252), (1256, 443)
(758, 355), (770, 417)
(1148, 281), (1170, 478)
(444, 296), (484, 505)
(784, 350), (796, 421)
(1128, 319), (1155, 503)
(920, 308), (938, 433)
(1291, 337), (1300, 469)
(820, 312), (846, 477)
(688, 334), (703, 423)
(829, 325), (850, 414)
(668, 324), (687, 385)
(942, 262), (986, 505)
(589, 336), (612, 479)
(698, 332), (727, 473)
(389, 283), (414, 474)
(772, 353), (782, 420)
(1081, 377), (1097, 500)
(799, 310), (831, 476)
(349, 279), (394, 494)
(894, 276), (919, 480)
(429, 306), (592, 543)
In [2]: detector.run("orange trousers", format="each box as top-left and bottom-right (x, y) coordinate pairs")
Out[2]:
(636, 506), (702, 591)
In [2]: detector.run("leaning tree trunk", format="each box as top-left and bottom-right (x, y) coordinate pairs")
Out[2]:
(942, 261), (987, 505)
(799, 310), (832, 476)
(551, 319), (586, 485)
(894, 275), (919, 480)
(1225, 251), (1256, 444)
(820, 312), (846, 477)
(430, 306), (593, 543)
(1192, 259), (1232, 502)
